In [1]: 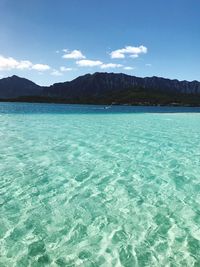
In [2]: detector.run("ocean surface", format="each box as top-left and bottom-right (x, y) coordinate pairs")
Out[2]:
(1, 102), (200, 267)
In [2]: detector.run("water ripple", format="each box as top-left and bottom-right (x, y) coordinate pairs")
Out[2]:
(0, 105), (200, 266)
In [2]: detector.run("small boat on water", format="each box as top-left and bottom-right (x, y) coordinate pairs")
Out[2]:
(104, 104), (112, 109)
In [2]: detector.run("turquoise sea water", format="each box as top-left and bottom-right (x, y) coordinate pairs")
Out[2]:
(1, 102), (200, 267)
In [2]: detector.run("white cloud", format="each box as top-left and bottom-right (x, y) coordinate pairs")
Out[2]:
(0, 55), (18, 70)
(32, 64), (50, 71)
(76, 59), (103, 67)
(110, 45), (147, 59)
(0, 55), (51, 72)
(51, 70), (63, 76)
(145, 63), (152, 67)
(60, 66), (73, 72)
(124, 66), (134, 70)
(0, 55), (30, 70)
(100, 63), (122, 69)
(129, 54), (139, 58)
(16, 60), (33, 69)
(76, 60), (124, 69)
(63, 50), (85, 59)
(110, 50), (125, 59)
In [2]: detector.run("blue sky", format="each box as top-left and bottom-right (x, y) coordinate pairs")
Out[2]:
(0, 0), (199, 85)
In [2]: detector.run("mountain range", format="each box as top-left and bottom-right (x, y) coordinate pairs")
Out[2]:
(0, 72), (200, 106)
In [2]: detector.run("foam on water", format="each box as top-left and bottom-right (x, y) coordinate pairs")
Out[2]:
(0, 103), (200, 266)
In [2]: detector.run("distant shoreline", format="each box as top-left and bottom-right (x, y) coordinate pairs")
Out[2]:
(1, 98), (200, 107)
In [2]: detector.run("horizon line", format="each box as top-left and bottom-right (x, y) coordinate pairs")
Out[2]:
(1, 72), (200, 87)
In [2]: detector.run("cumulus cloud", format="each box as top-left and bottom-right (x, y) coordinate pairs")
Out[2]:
(0, 55), (18, 70)
(110, 45), (147, 59)
(63, 50), (85, 59)
(76, 60), (122, 68)
(16, 60), (33, 69)
(76, 59), (103, 67)
(0, 55), (50, 72)
(60, 66), (73, 72)
(0, 55), (31, 70)
(100, 63), (122, 69)
(124, 66), (134, 70)
(51, 70), (63, 76)
(32, 64), (50, 71)
(129, 54), (139, 58)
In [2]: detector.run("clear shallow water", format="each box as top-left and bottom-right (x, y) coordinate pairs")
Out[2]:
(0, 102), (200, 267)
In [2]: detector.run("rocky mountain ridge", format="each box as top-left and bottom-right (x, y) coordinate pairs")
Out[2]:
(0, 73), (200, 106)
